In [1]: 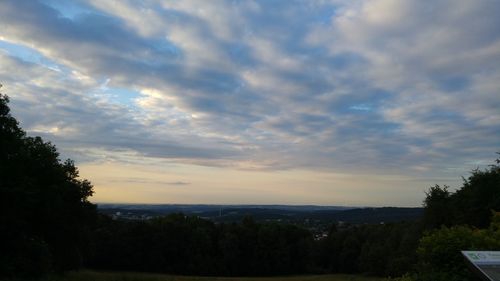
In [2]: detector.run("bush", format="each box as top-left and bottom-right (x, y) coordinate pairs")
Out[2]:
(415, 212), (500, 281)
(0, 234), (52, 278)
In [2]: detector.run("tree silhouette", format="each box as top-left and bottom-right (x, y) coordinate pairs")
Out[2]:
(0, 88), (96, 278)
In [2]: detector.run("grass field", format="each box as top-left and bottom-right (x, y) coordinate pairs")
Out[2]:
(37, 270), (386, 281)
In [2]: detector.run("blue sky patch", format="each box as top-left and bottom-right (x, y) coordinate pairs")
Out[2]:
(349, 104), (373, 112)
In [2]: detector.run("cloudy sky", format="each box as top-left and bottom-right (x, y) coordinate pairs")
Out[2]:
(1, 0), (499, 206)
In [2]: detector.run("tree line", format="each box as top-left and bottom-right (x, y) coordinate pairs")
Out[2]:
(1, 91), (499, 280)
(87, 215), (312, 276)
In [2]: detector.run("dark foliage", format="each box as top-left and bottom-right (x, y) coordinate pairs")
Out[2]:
(416, 221), (500, 281)
(314, 222), (422, 277)
(423, 159), (500, 229)
(0, 92), (97, 278)
(306, 207), (423, 224)
(86, 215), (313, 276)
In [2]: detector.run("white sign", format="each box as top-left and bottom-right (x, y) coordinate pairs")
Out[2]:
(462, 251), (500, 281)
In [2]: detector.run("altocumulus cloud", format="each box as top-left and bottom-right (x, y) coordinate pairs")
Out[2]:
(0, 0), (499, 178)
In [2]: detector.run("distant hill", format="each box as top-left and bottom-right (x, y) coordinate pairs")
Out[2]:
(97, 204), (422, 224)
(306, 207), (423, 224)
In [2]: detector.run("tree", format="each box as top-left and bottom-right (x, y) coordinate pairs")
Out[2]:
(423, 157), (500, 229)
(0, 89), (96, 278)
(453, 159), (500, 228)
(422, 185), (453, 229)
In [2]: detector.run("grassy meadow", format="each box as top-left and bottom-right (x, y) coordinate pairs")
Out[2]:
(34, 270), (386, 281)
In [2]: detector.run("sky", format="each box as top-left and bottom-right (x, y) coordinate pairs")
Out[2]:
(0, 0), (499, 207)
